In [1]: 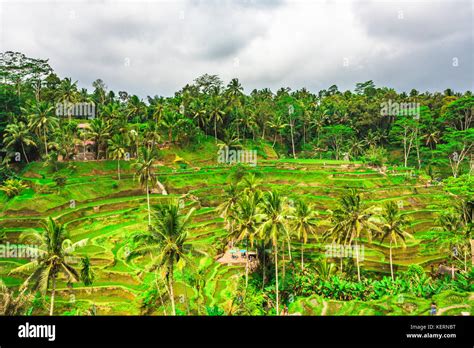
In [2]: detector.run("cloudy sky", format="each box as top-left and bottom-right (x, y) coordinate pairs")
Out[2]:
(1, 0), (472, 97)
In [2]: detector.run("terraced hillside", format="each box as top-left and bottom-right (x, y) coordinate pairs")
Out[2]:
(0, 156), (471, 315)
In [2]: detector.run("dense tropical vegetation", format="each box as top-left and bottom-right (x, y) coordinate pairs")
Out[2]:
(0, 51), (472, 316)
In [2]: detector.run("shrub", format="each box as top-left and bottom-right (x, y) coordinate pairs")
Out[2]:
(362, 146), (387, 167)
(0, 179), (28, 198)
(53, 174), (67, 188)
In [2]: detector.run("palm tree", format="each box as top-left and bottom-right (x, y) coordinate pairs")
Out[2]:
(324, 189), (378, 282)
(57, 78), (78, 121)
(258, 190), (288, 314)
(217, 183), (240, 244)
(149, 98), (166, 124)
(291, 199), (319, 271)
(133, 147), (159, 226)
(230, 191), (262, 288)
(128, 200), (195, 315)
(80, 256), (95, 286)
(239, 173), (261, 193)
(24, 101), (58, 156)
(266, 114), (288, 148)
(226, 78), (244, 102)
(160, 110), (177, 143)
(378, 202), (412, 280)
(3, 120), (37, 163)
(126, 95), (146, 122)
(10, 217), (87, 315)
(58, 77), (78, 103)
(107, 134), (127, 181)
(0, 280), (33, 315)
(435, 206), (471, 274)
(144, 121), (161, 150)
(208, 96), (225, 143)
(226, 78), (244, 138)
(101, 102), (122, 121)
(88, 117), (110, 159)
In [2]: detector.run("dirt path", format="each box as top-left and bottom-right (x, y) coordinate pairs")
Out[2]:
(321, 300), (328, 316)
(437, 304), (470, 315)
(157, 181), (168, 195)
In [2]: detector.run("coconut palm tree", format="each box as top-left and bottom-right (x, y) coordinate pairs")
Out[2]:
(57, 77), (78, 104)
(107, 134), (127, 181)
(230, 191), (262, 288)
(88, 117), (110, 159)
(0, 280), (33, 315)
(128, 200), (195, 315)
(149, 98), (166, 124)
(10, 217), (87, 315)
(208, 96), (225, 143)
(24, 101), (58, 156)
(258, 190), (288, 314)
(3, 120), (37, 163)
(80, 256), (95, 286)
(324, 189), (378, 282)
(291, 199), (319, 271)
(144, 121), (161, 150)
(239, 173), (261, 193)
(217, 183), (240, 244)
(126, 95), (146, 122)
(100, 102), (122, 121)
(435, 207), (471, 273)
(266, 114), (288, 148)
(133, 147), (159, 226)
(378, 202), (412, 280)
(57, 78), (79, 120)
(160, 110), (177, 143)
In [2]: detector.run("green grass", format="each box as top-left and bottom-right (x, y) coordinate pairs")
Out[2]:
(1, 154), (470, 316)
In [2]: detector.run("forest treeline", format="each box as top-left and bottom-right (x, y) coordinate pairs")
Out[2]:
(1, 51), (472, 180)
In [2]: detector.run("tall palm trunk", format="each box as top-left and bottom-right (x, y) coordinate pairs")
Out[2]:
(464, 252), (467, 272)
(168, 266), (176, 316)
(146, 181), (151, 226)
(355, 241), (361, 282)
(282, 241), (285, 284)
(262, 243), (266, 291)
(155, 271), (167, 316)
(245, 237), (249, 290)
(44, 127), (48, 156)
(303, 122), (306, 145)
(214, 117), (218, 143)
(184, 283), (190, 315)
(49, 274), (56, 316)
(117, 159), (121, 180)
(290, 120), (296, 159)
(274, 244), (279, 315)
(389, 240), (394, 280)
(21, 142), (29, 163)
(301, 241), (304, 271)
(287, 239), (292, 261)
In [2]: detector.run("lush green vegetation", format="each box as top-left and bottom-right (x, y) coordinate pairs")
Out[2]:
(0, 52), (472, 316)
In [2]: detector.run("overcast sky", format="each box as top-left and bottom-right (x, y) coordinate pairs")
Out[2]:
(1, 0), (473, 98)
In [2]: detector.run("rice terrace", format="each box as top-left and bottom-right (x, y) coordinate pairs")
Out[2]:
(0, 53), (473, 317)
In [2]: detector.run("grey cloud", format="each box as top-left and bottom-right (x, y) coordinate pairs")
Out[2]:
(1, 0), (472, 97)
(352, 0), (472, 43)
